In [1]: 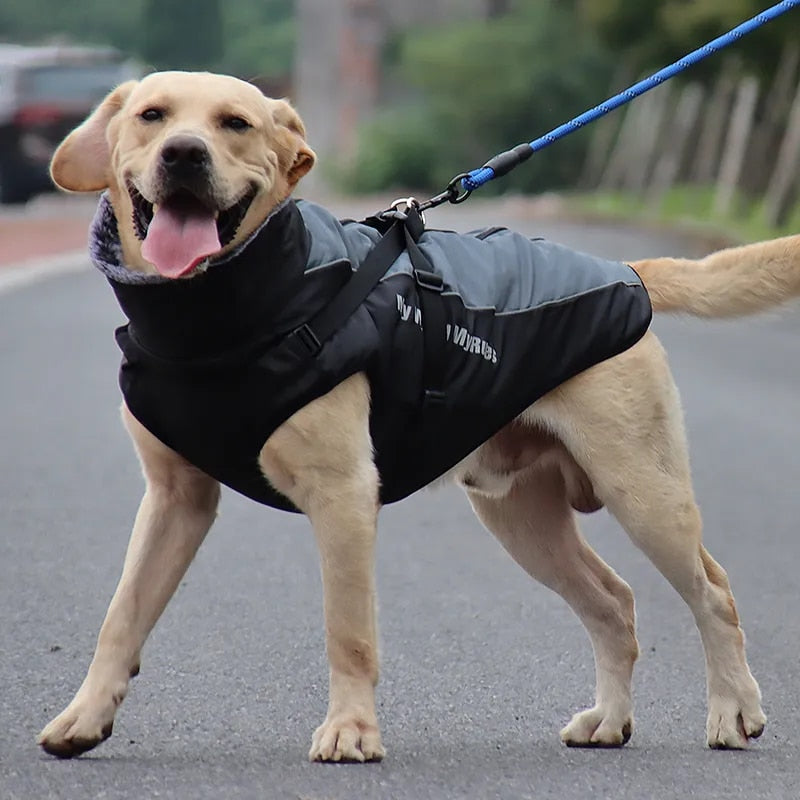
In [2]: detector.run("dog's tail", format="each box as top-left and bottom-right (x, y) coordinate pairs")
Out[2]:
(631, 234), (800, 317)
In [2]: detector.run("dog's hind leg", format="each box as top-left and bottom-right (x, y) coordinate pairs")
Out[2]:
(468, 466), (639, 747)
(38, 406), (220, 757)
(533, 331), (766, 748)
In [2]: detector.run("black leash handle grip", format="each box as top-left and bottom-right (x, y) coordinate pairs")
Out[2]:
(481, 143), (534, 178)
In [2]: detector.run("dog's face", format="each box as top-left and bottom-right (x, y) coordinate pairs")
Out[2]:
(51, 71), (315, 277)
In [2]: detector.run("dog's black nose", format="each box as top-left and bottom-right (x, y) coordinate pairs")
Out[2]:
(160, 135), (210, 173)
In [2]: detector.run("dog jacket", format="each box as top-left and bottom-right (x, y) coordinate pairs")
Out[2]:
(90, 195), (652, 512)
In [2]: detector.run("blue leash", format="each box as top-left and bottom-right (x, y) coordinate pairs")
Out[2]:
(418, 0), (799, 211)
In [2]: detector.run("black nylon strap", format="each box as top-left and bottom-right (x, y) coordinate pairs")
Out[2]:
(403, 211), (448, 407)
(286, 219), (406, 356)
(283, 205), (448, 410)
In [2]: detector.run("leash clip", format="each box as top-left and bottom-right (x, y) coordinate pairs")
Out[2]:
(444, 173), (473, 204)
(417, 173), (472, 212)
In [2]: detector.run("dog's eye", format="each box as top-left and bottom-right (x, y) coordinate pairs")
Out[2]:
(139, 108), (164, 123)
(222, 116), (251, 132)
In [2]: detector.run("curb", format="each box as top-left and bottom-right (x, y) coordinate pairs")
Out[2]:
(0, 251), (88, 295)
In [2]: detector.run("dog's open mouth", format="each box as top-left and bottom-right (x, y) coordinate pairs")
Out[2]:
(129, 182), (255, 278)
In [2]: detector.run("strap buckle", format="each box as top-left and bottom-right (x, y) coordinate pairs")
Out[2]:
(291, 323), (322, 356)
(424, 388), (447, 407)
(414, 269), (443, 292)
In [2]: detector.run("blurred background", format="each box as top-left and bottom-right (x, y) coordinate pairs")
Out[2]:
(1, 0), (799, 235)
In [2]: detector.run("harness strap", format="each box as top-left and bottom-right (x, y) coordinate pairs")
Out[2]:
(403, 222), (447, 408)
(283, 205), (448, 408)
(285, 217), (406, 357)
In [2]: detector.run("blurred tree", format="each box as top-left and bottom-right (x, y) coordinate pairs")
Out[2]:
(219, 0), (294, 83)
(486, 0), (512, 18)
(0, 0), (294, 81)
(0, 0), (143, 51)
(342, 0), (800, 194)
(344, 2), (612, 193)
(575, 0), (794, 79)
(140, 0), (223, 70)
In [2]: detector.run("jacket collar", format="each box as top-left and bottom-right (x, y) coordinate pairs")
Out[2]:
(91, 194), (313, 361)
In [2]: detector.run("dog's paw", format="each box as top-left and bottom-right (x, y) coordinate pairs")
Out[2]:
(309, 713), (385, 763)
(706, 696), (766, 749)
(37, 697), (117, 758)
(560, 706), (633, 748)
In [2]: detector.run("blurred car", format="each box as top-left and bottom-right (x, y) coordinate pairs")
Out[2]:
(0, 44), (139, 204)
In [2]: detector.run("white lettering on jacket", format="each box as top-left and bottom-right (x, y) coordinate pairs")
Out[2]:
(396, 294), (499, 365)
(447, 323), (498, 364)
(396, 294), (422, 326)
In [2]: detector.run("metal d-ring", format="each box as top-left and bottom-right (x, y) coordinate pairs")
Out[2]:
(390, 196), (424, 225)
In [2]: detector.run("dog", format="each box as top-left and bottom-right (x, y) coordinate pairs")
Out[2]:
(37, 71), (800, 762)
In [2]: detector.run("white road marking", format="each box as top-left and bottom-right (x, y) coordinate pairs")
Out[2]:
(0, 251), (88, 295)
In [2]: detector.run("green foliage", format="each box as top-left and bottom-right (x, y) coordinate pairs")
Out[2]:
(572, 184), (800, 242)
(345, 3), (612, 193)
(0, 0), (295, 79)
(0, 0), (143, 51)
(576, 0), (793, 78)
(337, 107), (446, 193)
(218, 0), (294, 80)
(344, 0), (800, 195)
(141, 0), (223, 70)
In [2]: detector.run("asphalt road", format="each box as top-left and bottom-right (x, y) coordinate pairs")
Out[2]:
(1, 199), (799, 799)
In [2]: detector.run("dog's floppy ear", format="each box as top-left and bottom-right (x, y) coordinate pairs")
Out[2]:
(50, 81), (138, 192)
(270, 99), (316, 187)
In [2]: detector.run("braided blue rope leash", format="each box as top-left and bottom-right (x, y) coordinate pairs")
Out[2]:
(450, 0), (799, 198)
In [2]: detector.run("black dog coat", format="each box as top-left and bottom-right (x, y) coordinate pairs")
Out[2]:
(90, 196), (652, 512)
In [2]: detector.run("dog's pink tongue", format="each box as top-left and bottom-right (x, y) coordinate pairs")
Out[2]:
(142, 200), (220, 278)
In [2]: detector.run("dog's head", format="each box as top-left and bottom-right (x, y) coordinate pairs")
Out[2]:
(51, 71), (315, 278)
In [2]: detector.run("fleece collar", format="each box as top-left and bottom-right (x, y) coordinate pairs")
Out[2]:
(89, 192), (292, 285)
(93, 194), (315, 362)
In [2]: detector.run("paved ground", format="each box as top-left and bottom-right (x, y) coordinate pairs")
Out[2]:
(0, 195), (96, 266)
(1, 196), (798, 799)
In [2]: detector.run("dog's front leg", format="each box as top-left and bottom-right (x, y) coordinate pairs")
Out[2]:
(38, 406), (220, 757)
(260, 374), (384, 763)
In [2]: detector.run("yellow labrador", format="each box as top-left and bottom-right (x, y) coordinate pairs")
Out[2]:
(38, 71), (800, 762)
